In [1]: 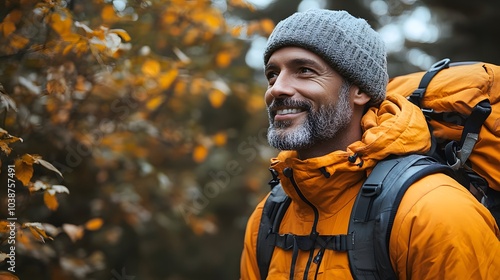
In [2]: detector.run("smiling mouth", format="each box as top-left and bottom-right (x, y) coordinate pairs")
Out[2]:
(276, 108), (305, 115)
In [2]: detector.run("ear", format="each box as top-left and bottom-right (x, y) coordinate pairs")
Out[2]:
(351, 86), (371, 106)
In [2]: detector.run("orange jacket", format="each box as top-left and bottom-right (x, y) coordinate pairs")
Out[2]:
(240, 94), (500, 279)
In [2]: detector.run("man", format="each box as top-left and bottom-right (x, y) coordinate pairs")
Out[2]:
(240, 9), (500, 280)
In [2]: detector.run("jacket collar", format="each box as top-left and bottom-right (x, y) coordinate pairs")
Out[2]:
(269, 94), (432, 219)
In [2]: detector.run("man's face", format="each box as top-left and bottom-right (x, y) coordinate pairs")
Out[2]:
(264, 47), (353, 151)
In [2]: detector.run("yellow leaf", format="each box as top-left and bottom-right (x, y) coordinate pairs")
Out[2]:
(203, 9), (223, 30)
(208, 89), (226, 108)
(215, 50), (232, 68)
(183, 28), (199, 45)
(50, 13), (72, 36)
(260, 19), (275, 35)
(161, 10), (177, 25)
(146, 95), (164, 111)
(2, 21), (16, 37)
(0, 221), (11, 233)
(0, 141), (12, 155)
(190, 78), (207, 96)
(14, 154), (36, 186)
(229, 0), (255, 10)
(110, 28), (131, 42)
(230, 25), (243, 37)
(62, 224), (84, 242)
(213, 132), (227, 146)
(44, 191), (59, 211)
(158, 69), (178, 89)
(84, 218), (103, 231)
(174, 80), (187, 97)
(23, 222), (53, 243)
(142, 59), (161, 77)
(6, 9), (22, 24)
(10, 33), (29, 50)
(193, 145), (208, 163)
(101, 5), (119, 23)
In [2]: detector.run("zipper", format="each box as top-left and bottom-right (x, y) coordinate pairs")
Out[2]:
(283, 167), (320, 280)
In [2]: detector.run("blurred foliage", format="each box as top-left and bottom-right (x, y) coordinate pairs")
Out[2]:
(0, 0), (499, 279)
(0, 0), (273, 279)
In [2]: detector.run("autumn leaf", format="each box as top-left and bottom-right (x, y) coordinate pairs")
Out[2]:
(230, 25), (243, 37)
(14, 154), (36, 186)
(46, 79), (67, 95)
(84, 218), (103, 231)
(142, 59), (161, 77)
(193, 145), (208, 163)
(259, 19), (275, 35)
(229, 0), (255, 11)
(62, 224), (84, 243)
(110, 29), (131, 42)
(146, 95), (164, 111)
(1, 22), (16, 37)
(23, 222), (54, 243)
(202, 9), (223, 31)
(101, 5), (119, 24)
(50, 13), (72, 36)
(44, 191), (59, 211)
(208, 89), (226, 108)
(1, 9), (22, 37)
(213, 132), (227, 146)
(0, 141), (12, 156)
(0, 221), (11, 234)
(14, 154), (62, 185)
(9, 33), (29, 50)
(5, 9), (22, 24)
(215, 50), (232, 68)
(159, 69), (178, 89)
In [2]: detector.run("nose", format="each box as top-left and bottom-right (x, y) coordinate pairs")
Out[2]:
(266, 72), (295, 101)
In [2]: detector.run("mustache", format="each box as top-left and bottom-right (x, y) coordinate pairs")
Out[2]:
(267, 98), (312, 112)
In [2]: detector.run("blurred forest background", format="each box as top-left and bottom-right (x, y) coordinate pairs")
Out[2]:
(0, 0), (499, 279)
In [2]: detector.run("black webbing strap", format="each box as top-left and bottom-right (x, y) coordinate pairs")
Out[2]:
(409, 58), (451, 107)
(270, 233), (354, 252)
(257, 183), (290, 279)
(458, 99), (491, 149)
(444, 99), (491, 169)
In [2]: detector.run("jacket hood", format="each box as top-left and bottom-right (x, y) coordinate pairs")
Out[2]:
(270, 94), (431, 218)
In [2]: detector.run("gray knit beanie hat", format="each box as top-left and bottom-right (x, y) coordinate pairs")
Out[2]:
(264, 9), (388, 106)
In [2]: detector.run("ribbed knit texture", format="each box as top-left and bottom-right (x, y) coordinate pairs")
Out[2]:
(264, 9), (388, 106)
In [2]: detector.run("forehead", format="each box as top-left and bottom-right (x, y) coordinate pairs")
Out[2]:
(266, 47), (330, 68)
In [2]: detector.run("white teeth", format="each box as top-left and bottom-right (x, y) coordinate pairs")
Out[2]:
(277, 108), (302, 115)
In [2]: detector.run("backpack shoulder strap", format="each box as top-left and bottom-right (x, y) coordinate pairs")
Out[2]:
(256, 183), (291, 279)
(348, 154), (454, 280)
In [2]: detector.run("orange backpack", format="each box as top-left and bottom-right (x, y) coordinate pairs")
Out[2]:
(387, 58), (500, 196)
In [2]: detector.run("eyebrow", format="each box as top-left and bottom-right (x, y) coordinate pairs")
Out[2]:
(265, 57), (324, 71)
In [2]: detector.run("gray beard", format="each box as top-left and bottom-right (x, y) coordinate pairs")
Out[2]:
(267, 81), (353, 151)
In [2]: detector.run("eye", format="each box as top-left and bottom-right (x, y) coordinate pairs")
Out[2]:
(299, 67), (314, 74)
(265, 71), (278, 85)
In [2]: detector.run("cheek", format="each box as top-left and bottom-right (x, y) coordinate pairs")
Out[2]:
(264, 90), (273, 106)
